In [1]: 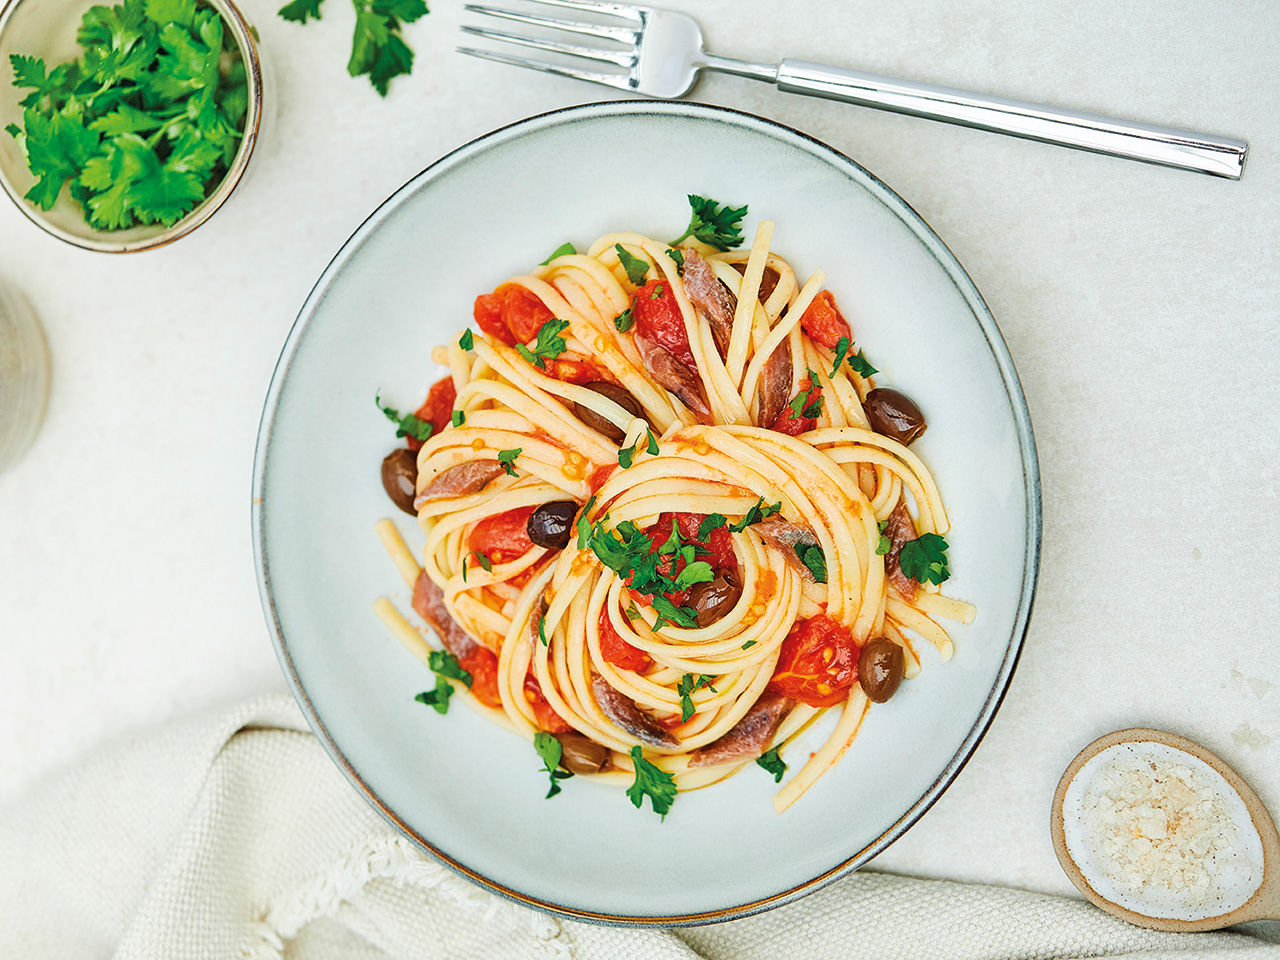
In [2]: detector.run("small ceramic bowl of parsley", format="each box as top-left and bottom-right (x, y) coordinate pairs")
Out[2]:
(0, 0), (263, 252)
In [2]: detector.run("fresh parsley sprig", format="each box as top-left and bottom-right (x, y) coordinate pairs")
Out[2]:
(626, 746), (677, 819)
(794, 543), (828, 583)
(414, 650), (472, 714)
(278, 0), (428, 96)
(414, 678), (452, 714)
(614, 243), (649, 285)
(670, 194), (748, 251)
(898, 533), (951, 585)
(497, 448), (521, 477)
(6, 0), (249, 228)
(376, 392), (433, 443)
(533, 731), (573, 799)
(515, 318), (569, 369)
(677, 673), (718, 722)
(756, 747), (787, 782)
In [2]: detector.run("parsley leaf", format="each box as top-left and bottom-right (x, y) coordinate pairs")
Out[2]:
(847, 349), (877, 378)
(666, 247), (684, 273)
(458, 328), (473, 350)
(613, 308), (634, 333)
(541, 241), (575, 264)
(729, 498), (782, 533)
(875, 519), (890, 556)
(279, 0), (426, 96)
(741, 639), (757, 650)
(533, 731), (573, 798)
(697, 514), (727, 540)
(474, 551), (492, 572)
(614, 243), (649, 285)
(651, 595), (698, 630)
(672, 561), (714, 591)
(576, 495), (597, 548)
(278, 0), (322, 21)
(649, 284), (665, 300)
(788, 370), (824, 420)
(414, 676), (452, 714)
(451, 409), (465, 427)
(427, 649), (472, 686)
(515, 317), (569, 369)
(677, 673), (698, 722)
(898, 532), (950, 585)
(376, 392), (433, 443)
(794, 543), (828, 583)
(756, 747), (787, 782)
(670, 194), (748, 251)
(626, 746), (677, 819)
(497, 448), (521, 477)
(538, 614), (549, 646)
(618, 428), (658, 469)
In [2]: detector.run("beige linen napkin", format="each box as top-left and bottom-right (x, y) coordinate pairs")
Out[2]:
(1, 694), (1275, 959)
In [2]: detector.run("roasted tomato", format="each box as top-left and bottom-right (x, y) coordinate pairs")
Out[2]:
(768, 614), (860, 707)
(632, 278), (696, 371)
(543, 357), (600, 384)
(770, 374), (821, 436)
(800, 290), (852, 349)
(468, 505), (536, 564)
(407, 376), (457, 452)
(524, 669), (572, 732)
(459, 646), (502, 709)
(598, 606), (653, 673)
(473, 284), (556, 345)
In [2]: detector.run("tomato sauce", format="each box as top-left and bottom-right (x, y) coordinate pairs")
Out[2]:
(468, 505), (536, 564)
(598, 606), (653, 673)
(799, 290), (852, 349)
(523, 669), (571, 732)
(407, 376), (456, 452)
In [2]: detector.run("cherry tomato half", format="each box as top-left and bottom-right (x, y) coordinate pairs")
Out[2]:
(524, 669), (571, 732)
(770, 375), (821, 437)
(543, 357), (601, 385)
(472, 284), (556, 345)
(800, 290), (852, 349)
(632, 279), (696, 372)
(407, 376), (457, 452)
(460, 646), (502, 709)
(598, 606), (653, 673)
(468, 505), (536, 564)
(768, 614), (860, 707)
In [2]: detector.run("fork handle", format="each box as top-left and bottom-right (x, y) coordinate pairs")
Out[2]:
(773, 59), (1246, 179)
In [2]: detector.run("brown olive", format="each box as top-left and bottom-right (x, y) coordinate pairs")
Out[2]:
(381, 448), (418, 516)
(527, 500), (579, 550)
(687, 571), (742, 627)
(863, 388), (927, 445)
(858, 638), (905, 703)
(554, 731), (610, 774)
(573, 380), (643, 444)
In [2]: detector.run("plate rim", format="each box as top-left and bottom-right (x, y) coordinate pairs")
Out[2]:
(251, 98), (1043, 927)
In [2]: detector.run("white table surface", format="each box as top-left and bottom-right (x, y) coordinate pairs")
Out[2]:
(2, 0), (1277, 903)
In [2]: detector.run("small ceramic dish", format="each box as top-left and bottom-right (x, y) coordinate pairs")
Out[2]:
(253, 101), (1042, 923)
(0, 0), (264, 252)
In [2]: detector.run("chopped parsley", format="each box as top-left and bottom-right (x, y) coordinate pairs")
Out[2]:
(413, 677), (452, 714)
(830, 336), (877, 379)
(788, 370), (824, 420)
(729, 498), (782, 533)
(677, 673), (719, 723)
(875, 519), (891, 556)
(666, 247), (685, 273)
(451, 409), (465, 427)
(613, 307), (634, 333)
(376, 392), (433, 443)
(741, 639), (757, 650)
(278, 0), (427, 97)
(6, 0), (249, 229)
(756, 747), (787, 782)
(617, 428), (659, 469)
(670, 194), (748, 251)
(575, 494), (597, 548)
(582, 510), (706, 630)
(458, 329), (474, 350)
(537, 614), (549, 646)
(515, 317), (569, 369)
(474, 551), (492, 572)
(427, 650), (472, 686)
(614, 243), (649, 285)
(626, 746), (677, 819)
(795, 543), (828, 583)
(540, 241), (575, 264)
(697, 514), (727, 539)
(496, 448), (521, 477)
(532, 731), (573, 798)
(898, 533), (951, 585)
(649, 284), (665, 299)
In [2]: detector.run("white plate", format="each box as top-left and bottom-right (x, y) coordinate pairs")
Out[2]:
(253, 101), (1041, 924)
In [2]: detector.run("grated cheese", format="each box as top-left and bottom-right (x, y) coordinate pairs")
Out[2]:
(1061, 741), (1264, 921)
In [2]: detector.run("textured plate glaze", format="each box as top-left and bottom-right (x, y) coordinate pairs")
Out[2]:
(253, 100), (1041, 924)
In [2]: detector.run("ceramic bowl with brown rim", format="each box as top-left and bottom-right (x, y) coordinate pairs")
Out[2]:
(0, 0), (264, 253)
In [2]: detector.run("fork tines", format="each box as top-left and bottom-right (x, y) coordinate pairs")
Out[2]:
(459, 0), (644, 91)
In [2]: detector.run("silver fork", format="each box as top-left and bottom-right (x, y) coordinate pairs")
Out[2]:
(459, 0), (1246, 179)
